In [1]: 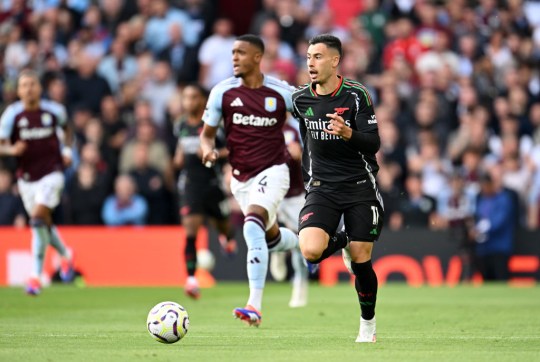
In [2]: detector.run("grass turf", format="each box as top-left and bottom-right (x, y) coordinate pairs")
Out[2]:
(0, 282), (539, 362)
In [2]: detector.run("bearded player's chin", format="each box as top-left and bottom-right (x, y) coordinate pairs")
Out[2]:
(234, 72), (243, 78)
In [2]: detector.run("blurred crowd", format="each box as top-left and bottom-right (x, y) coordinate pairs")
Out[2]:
(1, 0), (540, 238)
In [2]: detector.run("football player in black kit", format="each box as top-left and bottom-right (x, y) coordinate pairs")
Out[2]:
(291, 34), (384, 343)
(173, 83), (236, 299)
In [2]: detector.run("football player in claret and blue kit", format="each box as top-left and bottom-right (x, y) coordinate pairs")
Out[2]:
(200, 34), (308, 327)
(0, 70), (75, 295)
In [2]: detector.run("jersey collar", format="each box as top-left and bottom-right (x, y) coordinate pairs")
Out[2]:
(310, 75), (344, 97)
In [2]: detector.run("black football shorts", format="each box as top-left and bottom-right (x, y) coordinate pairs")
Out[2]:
(180, 180), (229, 221)
(298, 179), (384, 242)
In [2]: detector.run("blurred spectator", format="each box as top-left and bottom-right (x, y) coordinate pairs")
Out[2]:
(198, 17), (234, 90)
(102, 173), (148, 226)
(437, 169), (477, 280)
(119, 118), (173, 188)
(3, 23), (29, 79)
(0, 168), (26, 227)
(408, 134), (452, 199)
(357, 0), (387, 54)
(471, 169), (516, 281)
(97, 38), (138, 93)
(304, 9), (349, 43)
(144, 0), (197, 54)
(157, 22), (199, 84)
(389, 172), (437, 230)
(100, 95), (128, 176)
(140, 60), (177, 128)
(79, 141), (113, 192)
(128, 142), (171, 225)
(100, 0), (131, 35)
(65, 162), (107, 225)
(65, 51), (112, 114)
(259, 18), (295, 61)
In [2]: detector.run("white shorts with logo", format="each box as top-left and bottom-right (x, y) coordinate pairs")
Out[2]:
(230, 163), (290, 231)
(18, 171), (65, 214)
(278, 193), (305, 233)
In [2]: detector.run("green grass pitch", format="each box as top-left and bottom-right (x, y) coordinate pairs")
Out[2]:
(1, 282), (539, 362)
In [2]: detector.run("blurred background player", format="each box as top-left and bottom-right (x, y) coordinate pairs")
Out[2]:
(471, 168), (517, 281)
(271, 118), (309, 307)
(200, 34), (306, 326)
(173, 83), (237, 299)
(0, 70), (74, 295)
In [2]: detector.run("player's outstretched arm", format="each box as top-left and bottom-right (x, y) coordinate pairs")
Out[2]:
(200, 124), (219, 167)
(0, 139), (26, 157)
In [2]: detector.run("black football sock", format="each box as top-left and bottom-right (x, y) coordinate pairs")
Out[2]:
(351, 260), (378, 320)
(185, 235), (197, 276)
(312, 230), (348, 263)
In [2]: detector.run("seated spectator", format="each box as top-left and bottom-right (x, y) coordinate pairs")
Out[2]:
(119, 119), (173, 189)
(0, 168), (26, 227)
(65, 162), (107, 225)
(157, 23), (199, 84)
(390, 172), (437, 230)
(102, 174), (148, 226)
(128, 142), (171, 225)
(97, 38), (138, 94)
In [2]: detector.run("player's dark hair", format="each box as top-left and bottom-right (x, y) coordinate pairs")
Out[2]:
(236, 34), (265, 54)
(184, 82), (209, 98)
(309, 34), (343, 60)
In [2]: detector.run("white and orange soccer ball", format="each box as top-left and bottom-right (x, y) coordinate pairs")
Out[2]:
(147, 301), (189, 344)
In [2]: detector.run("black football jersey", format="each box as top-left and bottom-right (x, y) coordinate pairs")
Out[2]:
(291, 76), (380, 184)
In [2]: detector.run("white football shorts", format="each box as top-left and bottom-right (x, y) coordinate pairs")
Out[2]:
(230, 163), (290, 231)
(17, 171), (65, 214)
(277, 193), (305, 233)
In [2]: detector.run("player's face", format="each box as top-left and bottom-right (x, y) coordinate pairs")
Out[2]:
(17, 75), (42, 105)
(306, 43), (340, 85)
(181, 86), (205, 115)
(232, 40), (262, 78)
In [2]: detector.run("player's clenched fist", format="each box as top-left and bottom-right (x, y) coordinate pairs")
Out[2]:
(324, 113), (352, 140)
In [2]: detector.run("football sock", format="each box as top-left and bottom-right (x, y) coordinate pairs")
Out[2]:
(185, 235), (197, 277)
(312, 230), (348, 263)
(49, 225), (71, 259)
(351, 260), (378, 320)
(244, 213), (268, 310)
(291, 248), (308, 283)
(267, 227), (299, 252)
(30, 218), (51, 278)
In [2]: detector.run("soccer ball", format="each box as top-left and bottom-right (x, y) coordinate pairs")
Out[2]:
(196, 249), (215, 271)
(147, 301), (189, 344)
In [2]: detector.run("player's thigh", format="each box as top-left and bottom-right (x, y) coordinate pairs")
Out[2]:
(343, 201), (384, 242)
(204, 185), (230, 221)
(18, 171), (64, 215)
(298, 192), (342, 252)
(231, 164), (289, 231)
(179, 186), (206, 218)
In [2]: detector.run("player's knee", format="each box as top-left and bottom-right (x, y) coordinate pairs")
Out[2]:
(299, 242), (323, 262)
(29, 217), (47, 228)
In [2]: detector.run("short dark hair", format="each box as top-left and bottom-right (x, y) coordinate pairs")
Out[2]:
(309, 34), (343, 59)
(236, 34), (265, 54)
(184, 82), (209, 99)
